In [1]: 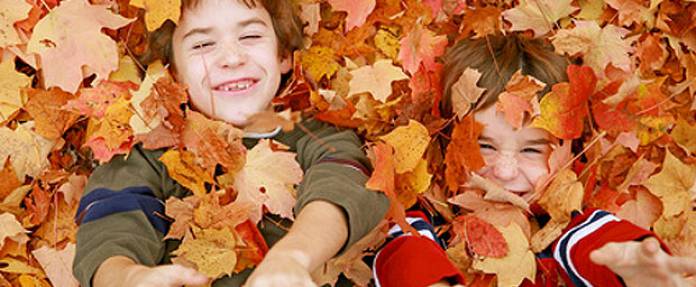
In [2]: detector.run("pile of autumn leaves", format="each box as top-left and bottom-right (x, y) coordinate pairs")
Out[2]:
(1, 0), (695, 286)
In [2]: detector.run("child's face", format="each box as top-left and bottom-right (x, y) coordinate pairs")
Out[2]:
(171, 0), (291, 126)
(474, 105), (555, 196)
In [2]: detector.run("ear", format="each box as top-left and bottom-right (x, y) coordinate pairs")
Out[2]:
(280, 54), (292, 74)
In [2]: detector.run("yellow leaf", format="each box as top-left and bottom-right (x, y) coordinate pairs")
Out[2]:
(374, 26), (400, 60)
(129, 61), (167, 134)
(301, 46), (340, 82)
(233, 139), (303, 223)
(0, 0), (32, 47)
(130, 0), (181, 31)
(538, 169), (584, 223)
(576, 0), (605, 20)
(109, 55), (142, 85)
(172, 227), (237, 278)
(644, 150), (695, 238)
(0, 257), (42, 275)
(160, 150), (215, 197)
(348, 59), (408, 103)
(551, 21), (633, 75)
(380, 120), (430, 173)
(396, 158), (432, 208)
(0, 59), (31, 121)
(85, 97), (133, 149)
(17, 275), (51, 287)
(0, 123), (54, 181)
(472, 224), (536, 287)
(0, 213), (29, 249)
(671, 117), (696, 155)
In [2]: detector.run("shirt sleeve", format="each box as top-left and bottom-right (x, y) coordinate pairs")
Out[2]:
(72, 146), (186, 287)
(551, 209), (670, 287)
(289, 119), (390, 251)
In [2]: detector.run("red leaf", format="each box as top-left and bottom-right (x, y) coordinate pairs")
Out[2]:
(452, 215), (508, 258)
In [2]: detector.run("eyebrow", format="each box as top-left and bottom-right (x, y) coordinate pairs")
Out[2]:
(524, 138), (553, 146)
(181, 18), (268, 41)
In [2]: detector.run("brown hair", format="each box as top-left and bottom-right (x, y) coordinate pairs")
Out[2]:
(144, 0), (304, 68)
(440, 35), (568, 117)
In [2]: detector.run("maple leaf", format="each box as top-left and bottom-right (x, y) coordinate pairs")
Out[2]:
(531, 168), (583, 251)
(380, 120), (430, 173)
(398, 24), (448, 75)
(502, 0), (579, 37)
(65, 80), (136, 119)
(452, 214), (508, 258)
(0, 159), (21, 199)
(193, 192), (252, 231)
(0, 213), (29, 250)
(129, 0), (180, 31)
(636, 33), (668, 75)
(172, 226), (238, 278)
(163, 196), (197, 240)
(0, 257), (43, 275)
(617, 157), (659, 192)
(84, 97), (134, 163)
(182, 110), (246, 172)
(605, 0), (651, 27)
(444, 116), (485, 192)
(644, 150), (695, 239)
(450, 67), (485, 120)
(231, 139), (302, 223)
(23, 185), (51, 227)
(671, 117), (696, 155)
(532, 65), (597, 139)
(467, 173), (531, 211)
(160, 149), (215, 197)
(24, 87), (79, 140)
(395, 159), (432, 208)
(616, 188), (662, 229)
(129, 62), (167, 135)
(374, 25), (401, 60)
(34, 193), (78, 246)
(0, 59), (31, 121)
(551, 21), (634, 75)
(26, 0), (133, 93)
(327, 0), (376, 33)
(56, 174), (87, 207)
(348, 59), (408, 103)
(472, 223), (536, 287)
(301, 46), (340, 82)
(31, 244), (79, 287)
(0, 122), (54, 181)
(460, 6), (503, 39)
(0, 0), (31, 47)
(495, 71), (545, 129)
(300, 2), (321, 36)
(448, 191), (532, 239)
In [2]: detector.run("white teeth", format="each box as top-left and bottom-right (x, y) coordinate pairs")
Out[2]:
(219, 81), (253, 92)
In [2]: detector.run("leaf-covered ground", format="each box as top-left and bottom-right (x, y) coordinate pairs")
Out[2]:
(0, 0), (695, 286)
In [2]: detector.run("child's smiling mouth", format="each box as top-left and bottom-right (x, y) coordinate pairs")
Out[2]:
(213, 78), (259, 94)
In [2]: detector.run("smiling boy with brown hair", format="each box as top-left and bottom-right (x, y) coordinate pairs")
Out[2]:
(72, 1), (389, 286)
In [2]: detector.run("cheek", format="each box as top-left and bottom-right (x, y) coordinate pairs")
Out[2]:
(519, 159), (550, 184)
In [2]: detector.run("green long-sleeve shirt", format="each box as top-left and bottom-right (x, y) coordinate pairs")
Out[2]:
(73, 119), (389, 286)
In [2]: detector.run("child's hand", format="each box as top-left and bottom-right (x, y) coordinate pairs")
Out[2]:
(244, 251), (317, 287)
(124, 263), (209, 287)
(590, 237), (696, 287)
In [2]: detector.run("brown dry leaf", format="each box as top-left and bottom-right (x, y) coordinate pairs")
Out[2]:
(164, 196), (197, 240)
(182, 110), (246, 172)
(129, 0), (180, 31)
(531, 169), (583, 251)
(0, 159), (21, 199)
(24, 87), (79, 140)
(0, 59), (31, 121)
(460, 6), (503, 39)
(495, 71), (545, 129)
(31, 243), (78, 287)
(172, 226), (237, 278)
(552, 21), (634, 75)
(617, 157), (659, 192)
(380, 120), (430, 173)
(468, 173), (530, 212)
(33, 195), (78, 246)
(0, 257), (43, 275)
(232, 139), (302, 223)
(56, 174), (87, 207)
(644, 150), (695, 239)
(159, 149), (215, 197)
(671, 117), (696, 155)
(398, 24), (448, 75)
(327, 0), (376, 33)
(450, 67), (485, 120)
(472, 223), (536, 287)
(193, 192), (252, 231)
(444, 116), (485, 192)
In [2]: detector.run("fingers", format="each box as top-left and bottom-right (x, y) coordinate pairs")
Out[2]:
(666, 256), (696, 276)
(157, 264), (209, 286)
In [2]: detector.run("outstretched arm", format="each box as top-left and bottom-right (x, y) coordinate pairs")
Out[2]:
(590, 237), (696, 287)
(244, 200), (348, 287)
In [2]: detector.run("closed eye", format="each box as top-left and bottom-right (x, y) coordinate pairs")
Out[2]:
(192, 42), (214, 50)
(521, 147), (542, 154)
(241, 34), (262, 40)
(479, 143), (496, 151)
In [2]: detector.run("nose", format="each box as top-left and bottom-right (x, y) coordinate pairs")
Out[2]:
(492, 152), (519, 181)
(214, 40), (247, 69)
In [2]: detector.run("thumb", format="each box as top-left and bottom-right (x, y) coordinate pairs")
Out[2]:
(590, 243), (619, 266)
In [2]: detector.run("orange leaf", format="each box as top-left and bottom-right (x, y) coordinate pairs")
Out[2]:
(398, 24), (448, 75)
(326, 0), (375, 33)
(444, 116), (485, 192)
(159, 149), (215, 197)
(182, 110), (246, 172)
(452, 215), (508, 258)
(24, 87), (79, 140)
